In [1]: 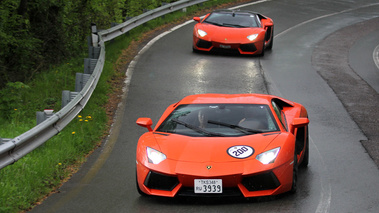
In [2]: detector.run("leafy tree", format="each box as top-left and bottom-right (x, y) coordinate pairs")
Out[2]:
(0, 0), (129, 89)
(0, 0), (42, 88)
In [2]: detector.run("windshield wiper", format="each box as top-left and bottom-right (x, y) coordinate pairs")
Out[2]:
(221, 23), (247, 28)
(203, 20), (223, 26)
(204, 21), (246, 28)
(171, 118), (225, 137)
(207, 120), (263, 135)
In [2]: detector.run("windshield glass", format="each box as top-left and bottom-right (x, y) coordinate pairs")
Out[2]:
(156, 104), (279, 137)
(203, 12), (259, 28)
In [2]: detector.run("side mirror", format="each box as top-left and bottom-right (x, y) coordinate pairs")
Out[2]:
(292, 117), (309, 128)
(136, 117), (153, 132)
(193, 17), (201, 23)
(261, 19), (273, 28)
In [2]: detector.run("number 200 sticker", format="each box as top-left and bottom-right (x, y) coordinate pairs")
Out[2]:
(227, 145), (254, 159)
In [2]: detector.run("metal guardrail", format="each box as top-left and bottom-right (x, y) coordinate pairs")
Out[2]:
(0, 0), (208, 169)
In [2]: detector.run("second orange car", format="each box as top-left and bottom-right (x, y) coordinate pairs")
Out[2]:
(193, 9), (274, 56)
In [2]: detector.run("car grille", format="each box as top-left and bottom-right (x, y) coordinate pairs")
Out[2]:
(240, 43), (257, 52)
(196, 39), (212, 49)
(144, 171), (179, 191)
(241, 171), (280, 191)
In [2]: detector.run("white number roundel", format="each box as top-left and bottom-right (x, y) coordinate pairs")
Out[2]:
(227, 145), (254, 159)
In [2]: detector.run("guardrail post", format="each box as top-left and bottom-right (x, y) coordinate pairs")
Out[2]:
(84, 58), (98, 74)
(36, 109), (54, 125)
(124, 17), (132, 35)
(75, 73), (91, 92)
(61, 91), (79, 108)
(90, 23), (99, 47)
(161, 3), (170, 19)
(89, 46), (100, 59)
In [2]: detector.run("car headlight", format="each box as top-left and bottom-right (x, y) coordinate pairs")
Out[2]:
(256, 147), (280, 164)
(247, 34), (259, 41)
(197, 29), (207, 37)
(147, 147), (166, 164)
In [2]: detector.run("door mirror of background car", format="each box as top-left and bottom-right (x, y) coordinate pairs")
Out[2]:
(261, 19), (273, 28)
(136, 117), (153, 132)
(292, 117), (309, 128)
(193, 17), (201, 23)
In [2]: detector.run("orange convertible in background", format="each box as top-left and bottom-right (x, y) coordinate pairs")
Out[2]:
(136, 94), (309, 198)
(193, 10), (274, 56)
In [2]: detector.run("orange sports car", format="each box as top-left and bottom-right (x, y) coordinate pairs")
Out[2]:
(193, 10), (274, 56)
(136, 94), (309, 198)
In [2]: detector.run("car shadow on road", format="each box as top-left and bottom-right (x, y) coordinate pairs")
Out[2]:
(192, 48), (265, 58)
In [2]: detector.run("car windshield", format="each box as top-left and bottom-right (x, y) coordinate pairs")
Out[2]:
(156, 104), (279, 137)
(203, 12), (259, 28)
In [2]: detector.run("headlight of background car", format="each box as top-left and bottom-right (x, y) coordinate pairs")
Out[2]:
(256, 147), (280, 164)
(247, 34), (259, 41)
(147, 147), (166, 164)
(197, 29), (207, 37)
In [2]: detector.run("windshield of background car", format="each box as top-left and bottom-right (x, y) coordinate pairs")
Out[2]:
(203, 12), (259, 28)
(156, 104), (280, 137)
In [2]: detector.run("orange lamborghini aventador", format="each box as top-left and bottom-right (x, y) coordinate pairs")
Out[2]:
(136, 94), (309, 198)
(193, 9), (274, 56)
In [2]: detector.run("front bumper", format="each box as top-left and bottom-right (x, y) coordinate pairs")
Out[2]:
(193, 37), (264, 55)
(136, 159), (293, 198)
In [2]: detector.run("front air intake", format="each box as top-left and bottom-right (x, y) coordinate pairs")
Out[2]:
(240, 43), (257, 52)
(144, 171), (179, 191)
(197, 39), (212, 49)
(241, 172), (280, 191)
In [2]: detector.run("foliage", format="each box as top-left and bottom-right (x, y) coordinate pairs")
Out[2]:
(0, 82), (30, 120)
(0, 0), (129, 89)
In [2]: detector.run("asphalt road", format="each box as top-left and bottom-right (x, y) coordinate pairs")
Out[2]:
(32, 0), (379, 212)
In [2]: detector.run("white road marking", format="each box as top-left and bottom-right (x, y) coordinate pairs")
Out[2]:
(373, 45), (379, 70)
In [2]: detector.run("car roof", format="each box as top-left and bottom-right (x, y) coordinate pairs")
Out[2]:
(176, 94), (279, 105)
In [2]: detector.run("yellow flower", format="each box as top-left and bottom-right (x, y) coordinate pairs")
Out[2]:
(78, 115), (82, 118)
(85, 120), (88, 122)
(86, 116), (92, 119)
(14, 109), (17, 111)
(72, 132), (75, 135)
(79, 119), (83, 122)
(58, 163), (62, 166)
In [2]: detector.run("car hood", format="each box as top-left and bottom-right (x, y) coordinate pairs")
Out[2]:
(154, 133), (280, 163)
(198, 23), (264, 43)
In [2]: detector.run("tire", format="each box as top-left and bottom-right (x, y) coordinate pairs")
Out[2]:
(300, 126), (309, 168)
(290, 153), (298, 193)
(259, 41), (265, 57)
(266, 28), (274, 50)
